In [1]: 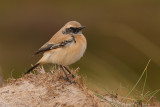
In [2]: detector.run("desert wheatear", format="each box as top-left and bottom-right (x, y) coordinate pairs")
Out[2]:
(25, 21), (87, 81)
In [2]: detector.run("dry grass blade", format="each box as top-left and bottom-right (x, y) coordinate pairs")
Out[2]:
(141, 69), (148, 97)
(146, 89), (160, 104)
(94, 92), (116, 107)
(122, 59), (151, 102)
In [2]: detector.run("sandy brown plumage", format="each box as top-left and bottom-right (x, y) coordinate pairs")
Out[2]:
(25, 21), (87, 81)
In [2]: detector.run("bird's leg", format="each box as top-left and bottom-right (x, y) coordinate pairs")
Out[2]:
(63, 66), (75, 78)
(60, 65), (71, 83)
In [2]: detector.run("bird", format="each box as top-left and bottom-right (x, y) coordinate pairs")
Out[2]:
(25, 21), (87, 82)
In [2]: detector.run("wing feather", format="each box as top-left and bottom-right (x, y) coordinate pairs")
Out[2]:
(34, 36), (75, 55)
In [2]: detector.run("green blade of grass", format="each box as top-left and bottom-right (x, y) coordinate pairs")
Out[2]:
(102, 87), (111, 95)
(141, 90), (158, 101)
(146, 89), (160, 104)
(94, 92), (116, 107)
(141, 69), (148, 98)
(122, 59), (151, 102)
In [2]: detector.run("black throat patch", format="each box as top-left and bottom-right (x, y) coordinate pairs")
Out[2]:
(71, 35), (76, 43)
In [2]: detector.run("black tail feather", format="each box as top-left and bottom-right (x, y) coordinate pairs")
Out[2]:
(25, 63), (40, 74)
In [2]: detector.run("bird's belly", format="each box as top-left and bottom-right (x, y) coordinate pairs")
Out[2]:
(49, 42), (86, 65)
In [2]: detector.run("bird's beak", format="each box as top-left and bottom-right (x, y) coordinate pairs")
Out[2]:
(80, 26), (86, 30)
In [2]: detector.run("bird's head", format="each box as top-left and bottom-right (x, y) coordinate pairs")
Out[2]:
(62, 21), (86, 35)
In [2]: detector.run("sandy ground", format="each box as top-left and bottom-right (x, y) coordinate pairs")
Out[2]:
(0, 67), (159, 107)
(0, 67), (110, 107)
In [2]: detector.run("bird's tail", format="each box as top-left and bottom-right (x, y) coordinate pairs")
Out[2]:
(25, 63), (40, 74)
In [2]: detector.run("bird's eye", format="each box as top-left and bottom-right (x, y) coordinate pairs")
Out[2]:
(69, 27), (75, 31)
(69, 27), (79, 33)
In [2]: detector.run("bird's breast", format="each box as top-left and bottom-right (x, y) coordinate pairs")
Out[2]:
(50, 35), (87, 65)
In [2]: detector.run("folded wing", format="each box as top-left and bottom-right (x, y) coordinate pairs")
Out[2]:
(34, 36), (76, 55)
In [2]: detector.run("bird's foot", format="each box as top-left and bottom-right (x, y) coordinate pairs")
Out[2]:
(70, 74), (75, 78)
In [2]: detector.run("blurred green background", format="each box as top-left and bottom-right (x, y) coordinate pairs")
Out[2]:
(0, 1), (160, 100)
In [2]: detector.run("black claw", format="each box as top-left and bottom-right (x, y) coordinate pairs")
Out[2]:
(71, 74), (75, 78)
(67, 79), (72, 84)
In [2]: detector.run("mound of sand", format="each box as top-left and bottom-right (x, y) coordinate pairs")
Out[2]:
(0, 68), (109, 107)
(0, 67), (159, 107)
